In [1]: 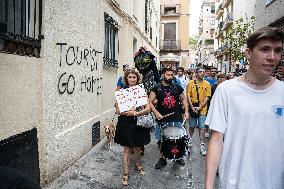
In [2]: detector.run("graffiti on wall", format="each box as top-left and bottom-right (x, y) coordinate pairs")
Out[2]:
(56, 43), (102, 95)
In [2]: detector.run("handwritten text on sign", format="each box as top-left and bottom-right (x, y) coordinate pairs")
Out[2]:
(115, 84), (148, 112)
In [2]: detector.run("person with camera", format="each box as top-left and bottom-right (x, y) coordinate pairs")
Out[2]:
(187, 67), (211, 156)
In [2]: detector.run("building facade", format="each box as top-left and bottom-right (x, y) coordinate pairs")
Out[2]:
(255, 0), (284, 80)
(197, 0), (216, 68)
(214, 0), (255, 73)
(159, 0), (190, 69)
(255, 0), (284, 30)
(0, 0), (159, 185)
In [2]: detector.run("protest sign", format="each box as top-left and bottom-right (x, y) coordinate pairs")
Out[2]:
(115, 84), (147, 112)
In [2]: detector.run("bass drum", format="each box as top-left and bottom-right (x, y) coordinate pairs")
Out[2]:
(161, 126), (187, 160)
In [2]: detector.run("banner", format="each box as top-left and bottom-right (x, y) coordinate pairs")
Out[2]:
(115, 84), (148, 112)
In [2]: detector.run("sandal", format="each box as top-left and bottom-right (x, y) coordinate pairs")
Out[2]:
(121, 174), (129, 186)
(135, 165), (145, 175)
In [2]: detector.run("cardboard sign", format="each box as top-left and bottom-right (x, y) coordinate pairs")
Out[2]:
(115, 84), (148, 112)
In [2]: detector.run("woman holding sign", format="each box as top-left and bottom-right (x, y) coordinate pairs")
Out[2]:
(114, 69), (151, 186)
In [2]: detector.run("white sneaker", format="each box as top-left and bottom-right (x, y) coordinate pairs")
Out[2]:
(205, 132), (210, 138)
(200, 143), (207, 156)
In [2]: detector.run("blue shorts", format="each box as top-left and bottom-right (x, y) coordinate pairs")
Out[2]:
(189, 115), (206, 129)
(155, 122), (183, 141)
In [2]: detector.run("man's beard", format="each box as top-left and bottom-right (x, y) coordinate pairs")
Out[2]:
(164, 78), (172, 84)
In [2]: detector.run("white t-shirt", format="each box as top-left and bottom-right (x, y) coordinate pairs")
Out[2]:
(205, 78), (284, 189)
(176, 75), (189, 94)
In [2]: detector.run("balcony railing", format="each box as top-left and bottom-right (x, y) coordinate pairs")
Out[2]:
(223, 0), (233, 8)
(214, 22), (224, 39)
(161, 4), (181, 16)
(214, 30), (223, 39)
(222, 13), (233, 30)
(160, 40), (181, 51)
(214, 42), (229, 57)
(215, 4), (224, 20)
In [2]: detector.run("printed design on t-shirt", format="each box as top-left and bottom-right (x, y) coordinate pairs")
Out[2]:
(271, 105), (284, 118)
(162, 91), (176, 109)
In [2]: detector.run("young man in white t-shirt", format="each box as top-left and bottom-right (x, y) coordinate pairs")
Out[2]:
(205, 27), (284, 189)
(176, 67), (189, 95)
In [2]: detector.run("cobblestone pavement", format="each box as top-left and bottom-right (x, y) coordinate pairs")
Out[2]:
(45, 128), (218, 189)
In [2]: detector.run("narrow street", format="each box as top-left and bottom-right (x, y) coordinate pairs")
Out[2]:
(45, 129), (218, 189)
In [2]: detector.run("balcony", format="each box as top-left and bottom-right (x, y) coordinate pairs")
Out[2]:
(214, 30), (223, 39)
(214, 22), (224, 39)
(161, 4), (181, 16)
(160, 40), (181, 51)
(215, 4), (224, 20)
(214, 42), (229, 57)
(222, 13), (233, 30)
(214, 47), (223, 58)
(223, 0), (233, 8)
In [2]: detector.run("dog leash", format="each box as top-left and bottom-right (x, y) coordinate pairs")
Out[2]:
(106, 113), (116, 123)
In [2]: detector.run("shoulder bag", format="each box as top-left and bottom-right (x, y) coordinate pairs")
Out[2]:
(137, 112), (155, 128)
(189, 80), (200, 118)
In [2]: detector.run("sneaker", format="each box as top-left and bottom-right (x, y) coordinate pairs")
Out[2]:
(154, 158), (167, 169)
(200, 143), (207, 156)
(205, 131), (210, 138)
(176, 159), (185, 166)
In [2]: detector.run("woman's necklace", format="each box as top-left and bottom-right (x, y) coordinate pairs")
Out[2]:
(244, 73), (271, 86)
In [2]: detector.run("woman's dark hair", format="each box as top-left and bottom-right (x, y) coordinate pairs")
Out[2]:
(246, 26), (284, 49)
(122, 68), (142, 86)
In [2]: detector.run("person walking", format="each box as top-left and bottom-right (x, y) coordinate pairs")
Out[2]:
(204, 67), (218, 138)
(114, 69), (151, 186)
(211, 73), (226, 95)
(205, 26), (284, 189)
(205, 67), (218, 86)
(116, 64), (130, 90)
(149, 67), (189, 169)
(176, 67), (190, 95)
(187, 68), (211, 156)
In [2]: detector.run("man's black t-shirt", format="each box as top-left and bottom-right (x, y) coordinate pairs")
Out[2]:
(151, 83), (184, 123)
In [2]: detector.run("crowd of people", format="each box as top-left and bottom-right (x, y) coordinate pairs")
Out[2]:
(113, 26), (284, 188)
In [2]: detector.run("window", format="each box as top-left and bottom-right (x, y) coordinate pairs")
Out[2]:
(211, 5), (215, 14)
(162, 23), (179, 50)
(164, 23), (176, 40)
(165, 6), (177, 14)
(210, 18), (215, 25)
(0, 0), (42, 57)
(103, 13), (118, 68)
(210, 29), (215, 37)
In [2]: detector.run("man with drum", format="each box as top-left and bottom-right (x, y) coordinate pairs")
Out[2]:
(149, 67), (189, 169)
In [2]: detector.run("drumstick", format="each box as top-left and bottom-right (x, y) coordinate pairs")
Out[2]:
(163, 112), (175, 118)
(181, 119), (186, 126)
